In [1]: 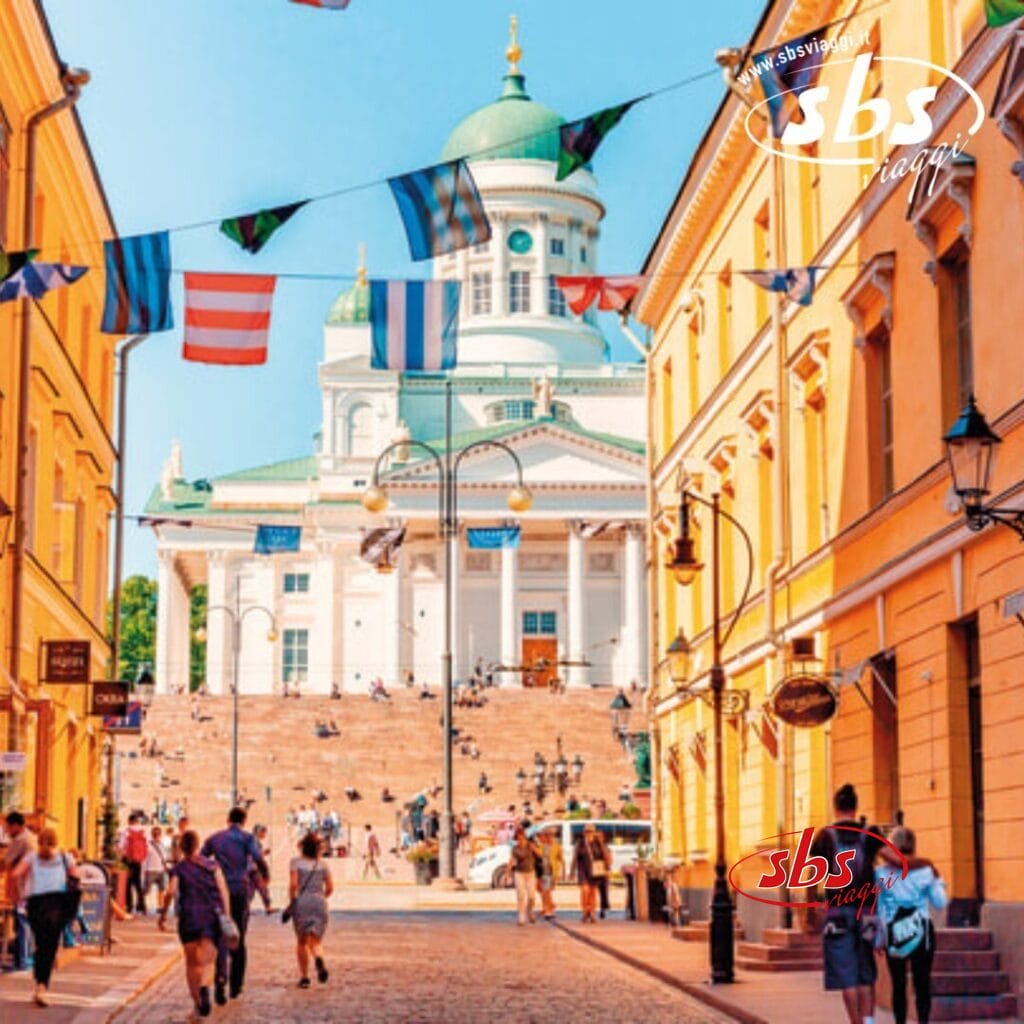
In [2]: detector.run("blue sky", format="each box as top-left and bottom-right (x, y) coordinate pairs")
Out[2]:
(45, 0), (765, 578)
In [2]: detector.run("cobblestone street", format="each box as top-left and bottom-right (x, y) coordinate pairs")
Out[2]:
(110, 912), (734, 1024)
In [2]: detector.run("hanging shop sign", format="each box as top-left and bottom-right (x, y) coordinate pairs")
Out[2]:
(102, 700), (143, 735)
(41, 640), (91, 683)
(0, 751), (27, 772)
(90, 682), (129, 717)
(770, 673), (838, 728)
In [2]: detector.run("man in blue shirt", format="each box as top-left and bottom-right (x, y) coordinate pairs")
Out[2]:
(201, 807), (269, 1003)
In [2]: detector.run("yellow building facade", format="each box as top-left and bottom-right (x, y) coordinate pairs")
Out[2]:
(0, 1), (119, 855)
(639, 0), (1024, 987)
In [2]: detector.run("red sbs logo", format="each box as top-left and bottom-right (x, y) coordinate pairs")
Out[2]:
(728, 826), (908, 917)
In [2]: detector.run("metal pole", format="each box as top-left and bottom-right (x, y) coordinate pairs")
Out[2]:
(708, 492), (735, 983)
(440, 376), (455, 879)
(232, 582), (240, 808)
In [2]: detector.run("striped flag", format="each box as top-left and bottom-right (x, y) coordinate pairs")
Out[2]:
(555, 275), (645, 315)
(101, 232), (173, 334)
(557, 101), (636, 182)
(752, 28), (830, 139)
(290, 0), (350, 7)
(220, 201), (307, 255)
(0, 251), (87, 302)
(360, 526), (405, 567)
(986, 0), (1024, 25)
(741, 267), (819, 306)
(388, 159), (491, 261)
(182, 272), (276, 365)
(369, 279), (460, 371)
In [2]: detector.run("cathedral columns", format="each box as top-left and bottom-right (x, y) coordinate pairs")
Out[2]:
(493, 213), (509, 317)
(500, 540), (519, 687)
(567, 524), (588, 688)
(621, 525), (645, 688)
(531, 213), (549, 313)
(155, 550), (190, 695)
(205, 551), (231, 696)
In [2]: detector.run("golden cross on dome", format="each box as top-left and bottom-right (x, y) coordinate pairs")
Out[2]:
(506, 14), (522, 74)
(356, 242), (367, 286)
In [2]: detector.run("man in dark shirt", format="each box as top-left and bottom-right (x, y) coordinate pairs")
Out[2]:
(201, 807), (268, 1003)
(809, 784), (885, 1024)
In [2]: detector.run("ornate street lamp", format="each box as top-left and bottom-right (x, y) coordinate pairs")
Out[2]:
(943, 396), (1024, 538)
(665, 492), (703, 585)
(666, 629), (692, 688)
(134, 664), (156, 708)
(571, 754), (585, 784)
(609, 689), (632, 739)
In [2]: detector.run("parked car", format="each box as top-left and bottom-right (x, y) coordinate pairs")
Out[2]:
(467, 818), (652, 889)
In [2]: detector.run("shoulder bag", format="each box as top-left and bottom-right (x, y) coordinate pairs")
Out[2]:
(60, 853), (82, 924)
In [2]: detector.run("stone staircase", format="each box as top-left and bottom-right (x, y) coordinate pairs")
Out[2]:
(735, 928), (822, 972)
(119, 688), (642, 847)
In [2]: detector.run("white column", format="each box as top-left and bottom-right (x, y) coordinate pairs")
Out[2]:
(155, 550), (189, 694)
(205, 552), (230, 696)
(310, 547), (337, 695)
(622, 525), (644, 688)
(384, 546), (403, 688)
(567, 524), (587, 687)
(532, 213), (549, 313)
(239, 560), (276, 696)
(500, 541), (519, 687)
(493, 213), (509, 317)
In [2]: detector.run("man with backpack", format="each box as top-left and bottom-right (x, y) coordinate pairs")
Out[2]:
(809, 784), (886, 1024)
(120, 813), (150, 915)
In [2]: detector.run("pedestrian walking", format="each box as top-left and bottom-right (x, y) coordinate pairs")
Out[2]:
(573, 824), (607, 924)
(504, 826), (541, 925)
(170, 815), (190, 865)
(143, 825), (170, 907)
(248, 824), (274, 913)
(537, 828), (561, 919)
(592, 828), (612, 918)
(362, 824), (382, 880)
(201, 807), (269, 1003)
(2, 811), (36, 972)
(809, 783), (886, 1024)
(877, 827), (947, 1024)
(121, 813), (150, 915)
(159, 829), (232, 1021)
(11, 828), (80, 1007)
(287, 833), (333, 988)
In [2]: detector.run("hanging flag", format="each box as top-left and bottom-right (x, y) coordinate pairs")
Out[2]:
(254, 525), (301, 554)
(985, 0), (1024, 26)
(0, 251), (87, 303)
(556, 101), (636, 182)
(220, 201), (307, 255)
(369, 279), (459, 371)
(467, 526), (521, 550)
(741, 267), (819, 306)
(290, 0), (351, 7)
(182, 272), (276, 365)
(101, 231), (173, 334)
(388, 159), (491, 261)
(578, 521), (628, 539)
(555, 275), (645, 315)
(752, 27), (830, 138)
(360, 526), (406, 567)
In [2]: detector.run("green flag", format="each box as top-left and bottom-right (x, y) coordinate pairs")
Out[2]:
(220, 201), (307, 255)
(556, 101), (636, 182)
(986, 0), (1024, 26)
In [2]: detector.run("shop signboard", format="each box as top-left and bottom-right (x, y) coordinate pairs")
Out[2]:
(41, 640), (91, 684)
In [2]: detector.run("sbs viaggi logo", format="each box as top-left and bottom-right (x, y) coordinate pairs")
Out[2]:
(741, 34), (985, 200)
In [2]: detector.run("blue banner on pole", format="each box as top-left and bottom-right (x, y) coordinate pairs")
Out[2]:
(254, 525), (301, 554)
(466, 526), (520, 550)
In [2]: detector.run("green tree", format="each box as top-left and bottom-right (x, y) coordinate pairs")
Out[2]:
(190, 583), (207, 692)
(107, 575), (157, 680)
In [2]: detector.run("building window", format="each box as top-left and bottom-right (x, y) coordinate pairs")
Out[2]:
(509, 270), (531, 313)
(347, 402), (374, 458)
(716, 264), (732, 377)
(473, 240), (489, 254)
(753, 202), (770, 327)
(471, 272), (492, 315)
(283, 573), (310, 594)
(866, 323), (895, 504)
(548, 275), (567, 317)
(282, 628), (309, 684)
(523, 610), (557, 635)
(550, 238), (565, 256)
(938, 242), (973, 426)
(579, 246), (588, 264)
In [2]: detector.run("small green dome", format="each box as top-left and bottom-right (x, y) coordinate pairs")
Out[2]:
(326, 266), (370, 325)
(441, 73), (564, 164)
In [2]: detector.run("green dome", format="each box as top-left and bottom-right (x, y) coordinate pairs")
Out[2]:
(326, 274), (369, 325)
(441, 73), (564, 164)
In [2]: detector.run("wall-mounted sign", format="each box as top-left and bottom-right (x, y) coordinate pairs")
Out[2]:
(90, 682), (129, 718)
(0, 751), (27, 772)
(770, 673), (838, 728)
(41, 640), (91, 683)
(102, 700), (143, 734)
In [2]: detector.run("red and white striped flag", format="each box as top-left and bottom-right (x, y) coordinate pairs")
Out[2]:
(555, 275), (645, 315)
(290, 0), (351, 8)
(182, 272), (276, 365)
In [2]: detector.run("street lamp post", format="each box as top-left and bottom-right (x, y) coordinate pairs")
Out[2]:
(665, 488), (754, 984)
(362, 379), (532, 881)
(201, 580), (277, 807)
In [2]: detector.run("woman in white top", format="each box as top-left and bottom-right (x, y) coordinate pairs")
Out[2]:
(11, 827), (79, 1007)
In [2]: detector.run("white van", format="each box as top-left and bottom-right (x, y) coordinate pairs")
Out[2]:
(467, 818), (652, 889)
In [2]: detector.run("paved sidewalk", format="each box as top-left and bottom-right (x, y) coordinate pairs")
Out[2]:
(0, 917), (180, 1023)
(553, 918), (901, 1024)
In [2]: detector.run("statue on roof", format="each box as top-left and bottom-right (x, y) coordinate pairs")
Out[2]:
(532, 375), (554, 418)
(160, 440), (184, 500)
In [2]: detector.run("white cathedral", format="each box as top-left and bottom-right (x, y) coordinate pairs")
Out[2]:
(148, 34), (648, 696)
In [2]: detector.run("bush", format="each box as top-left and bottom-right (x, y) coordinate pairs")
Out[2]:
(620, 802), (642, 820)
(405, 841), (439, 863)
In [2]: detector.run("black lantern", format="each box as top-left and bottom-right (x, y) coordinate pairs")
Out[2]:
(665, 492), (703, 586)
(571, 753), (584, 782)
(666, 629), (692, 686)
(134, 664), (156, 707)
(943, 395), (1001, 522)
(609, 689), (632, 735)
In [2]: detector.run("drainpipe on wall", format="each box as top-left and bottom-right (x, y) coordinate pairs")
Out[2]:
(7, 65), (90, 756)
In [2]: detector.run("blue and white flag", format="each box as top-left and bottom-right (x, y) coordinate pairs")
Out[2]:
(388, 159), (491, 261)
(369, 279), (459, 371)
(741, 266), (819, 306)
(101, 231), (173, 334)
(254, 524), (301, 554)
(0, 252), (87, 303)
(467, 526), (521, 550)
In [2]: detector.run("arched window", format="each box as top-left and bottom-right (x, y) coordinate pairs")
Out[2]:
(347, 402), (374, 458)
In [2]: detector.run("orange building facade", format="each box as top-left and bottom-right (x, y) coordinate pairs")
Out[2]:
(0, 0), (119, 855)
(639, 0), (1024, 1000)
